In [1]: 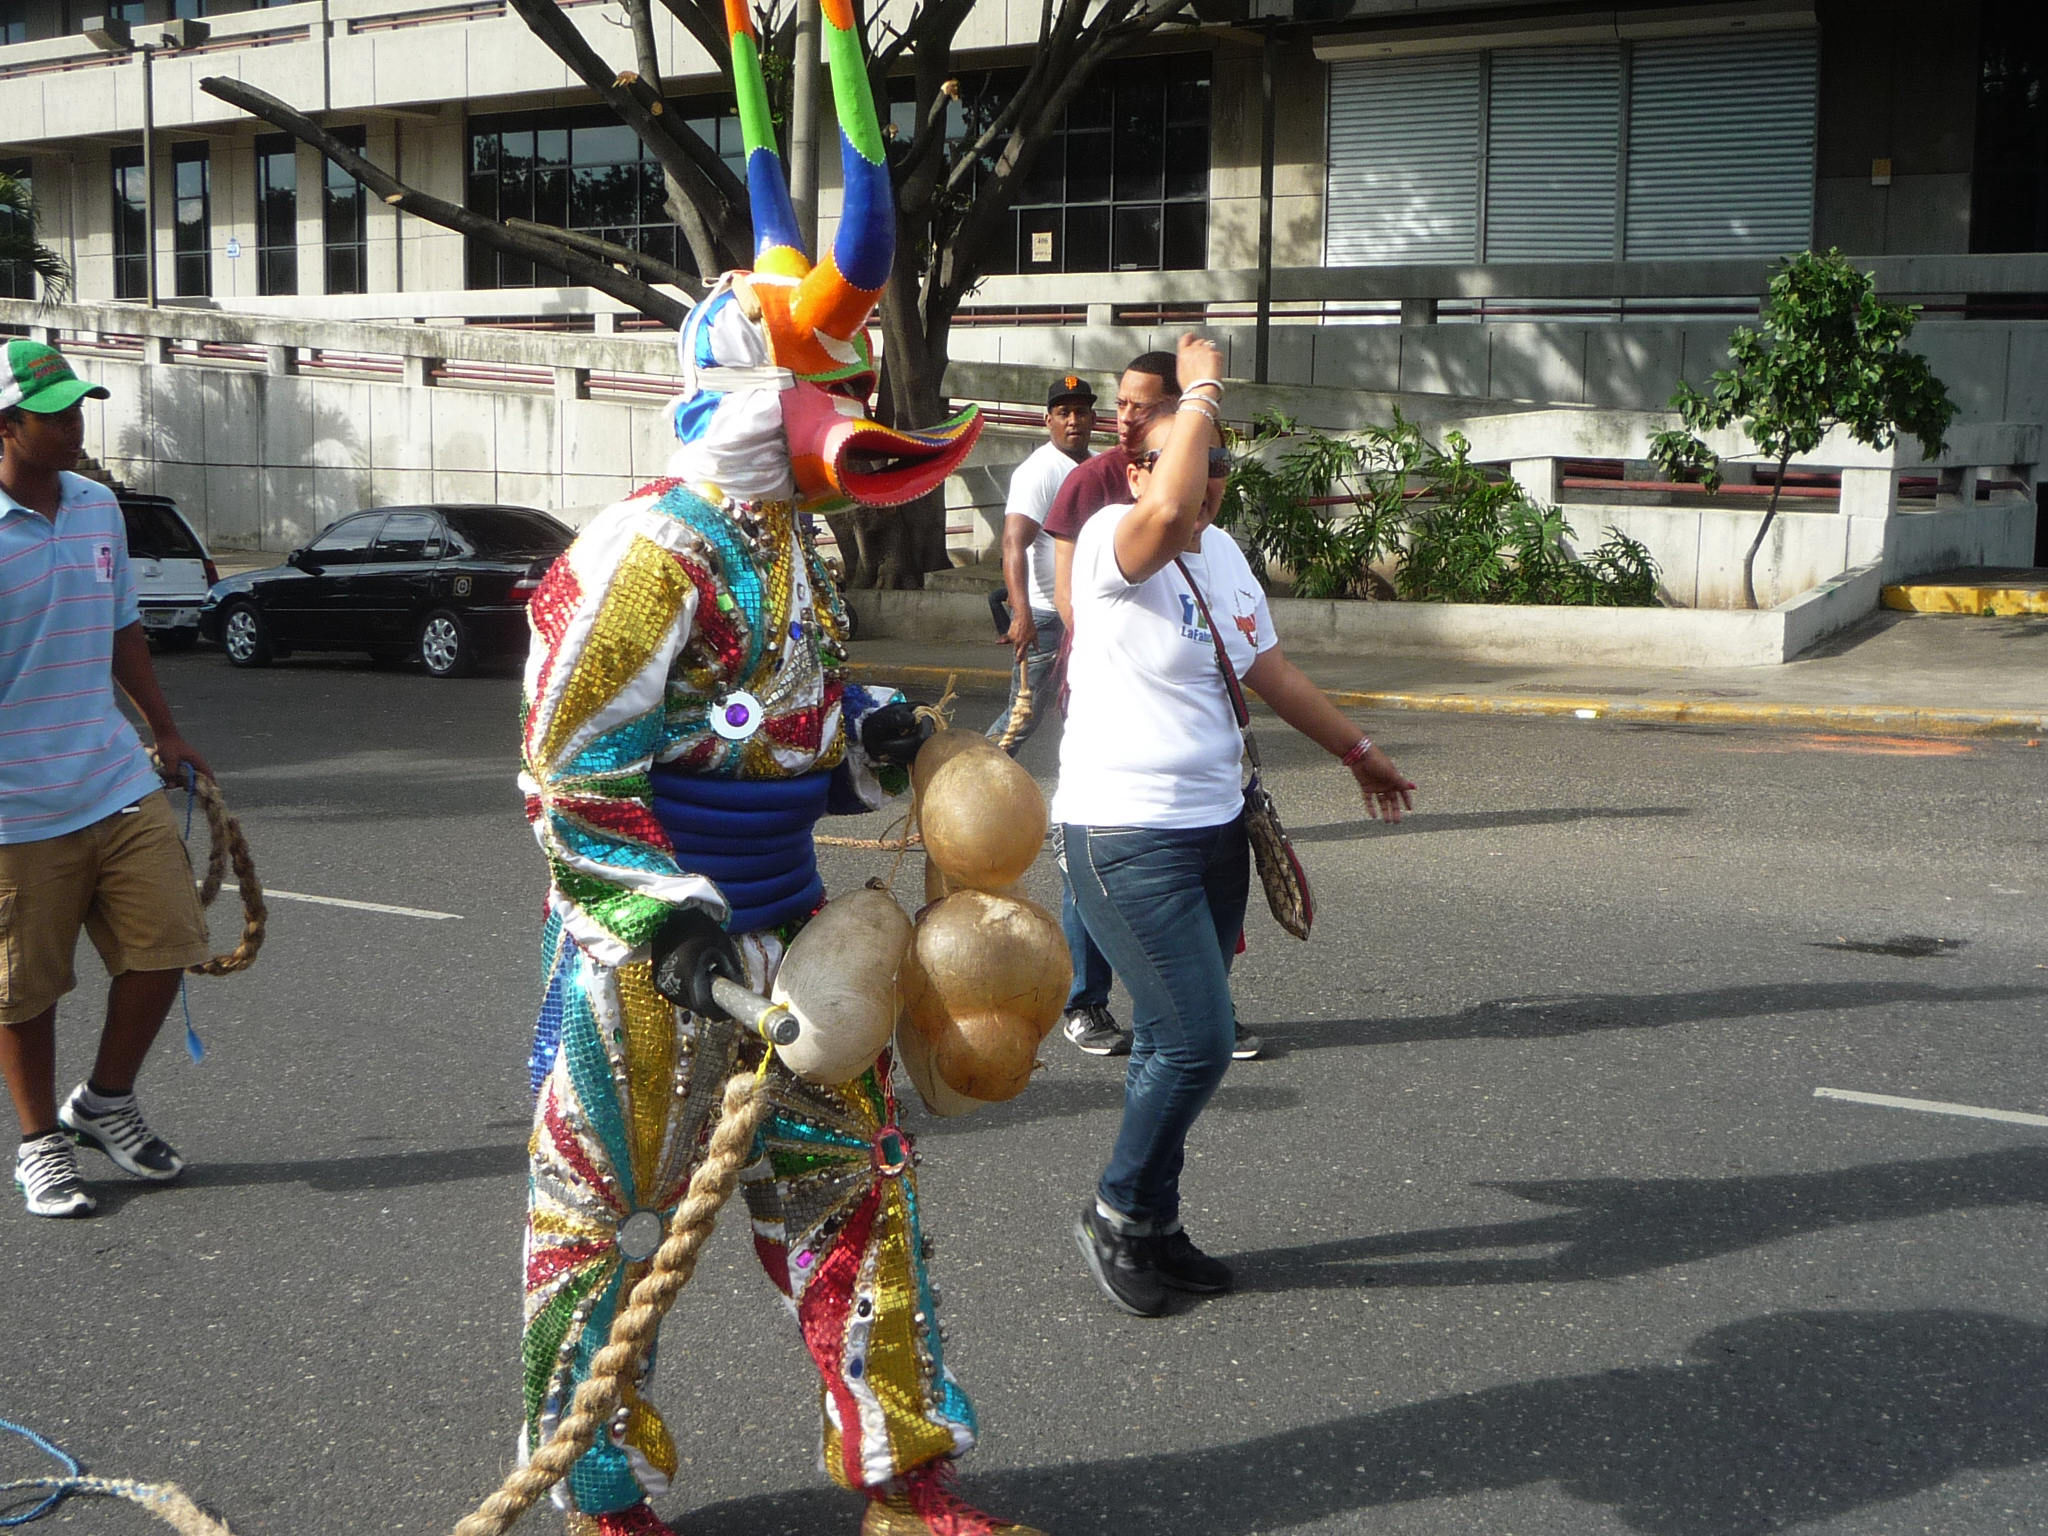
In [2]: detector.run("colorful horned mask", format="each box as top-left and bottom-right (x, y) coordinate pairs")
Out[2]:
(667, 0), (982, 514)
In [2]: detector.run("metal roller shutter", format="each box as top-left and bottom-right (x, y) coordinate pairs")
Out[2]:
(1625, 32), (1819, 258)
(1327, 55), (1482, 266)
(1485, 46), (1622, 262)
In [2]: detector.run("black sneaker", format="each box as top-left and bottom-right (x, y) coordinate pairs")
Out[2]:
(1074, 1206), (1167, 1316)
(1230, 1024), (1264, 1061)
(1153, 1228), (1232, 1293)
(1062, 1005), (1131, 1057)
(15, 1132), (96, 1218)
(59, 1086), (184, 1181)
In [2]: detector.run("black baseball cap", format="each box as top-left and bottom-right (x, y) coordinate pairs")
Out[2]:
(1046, 374), (1096, 409)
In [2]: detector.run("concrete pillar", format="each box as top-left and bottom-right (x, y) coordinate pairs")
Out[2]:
(1938, 464), (1978, 505)
(554, 365), (590, 402)
(265, 344), (298, 377)
(593, 312), (618, 335)
(1840, 466), (1896, 569)
(1087, 301), (1114, 328)
(145, 335), (174, 365)
(405, 353), (439, 388)
(1509, 456), (1561, 504)
(1400, 296), (1439, 326)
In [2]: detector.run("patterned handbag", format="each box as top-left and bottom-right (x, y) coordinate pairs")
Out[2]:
(1173, 559), (1314, 940)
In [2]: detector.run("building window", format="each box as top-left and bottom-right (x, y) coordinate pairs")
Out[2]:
(938, 55), (1209, 276)
(323, 125), (367, 294)
(465, 106), (739, 288)
(1973, 0), (2048, 252)
(255, 132), (298, 295)
(0, 159), (34, 299)
(1, 18), (26, 44)
(172, 0), (207, 15)
(172, 141), (210, 296)
(111, 146), (147, 300)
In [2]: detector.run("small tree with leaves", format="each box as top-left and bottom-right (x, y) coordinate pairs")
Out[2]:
(1649, 248), (1957, 609)
(0, 170), (70, 301)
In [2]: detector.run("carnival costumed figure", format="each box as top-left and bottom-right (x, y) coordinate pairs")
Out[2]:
(515, 6), (1044, 1534)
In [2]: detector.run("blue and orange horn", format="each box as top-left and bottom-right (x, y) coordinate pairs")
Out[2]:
(724, 0), (892, 386)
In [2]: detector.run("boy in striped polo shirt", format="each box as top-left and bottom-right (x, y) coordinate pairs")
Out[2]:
(0, 340), (213, 1218)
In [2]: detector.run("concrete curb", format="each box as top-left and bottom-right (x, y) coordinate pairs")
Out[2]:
(846, 662), (2048, 739)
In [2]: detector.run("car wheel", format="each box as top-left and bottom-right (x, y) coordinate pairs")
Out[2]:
(418, 609), (474, 678)
(158, 626), (199, 653)
(221, 602), (273, 668)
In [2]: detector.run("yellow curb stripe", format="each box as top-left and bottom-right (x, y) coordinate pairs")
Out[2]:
(845, 663), (2047, 739)
(1882, 583), (2048, 616)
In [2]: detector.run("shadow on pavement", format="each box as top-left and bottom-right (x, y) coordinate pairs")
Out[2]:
(685, 1308), (2048, 1536)
(1273, 981), (2048, 1048)
(1231, 1146), (2048, 1291)
(180, 1142), (526, 1193)
(1291, 805), (1691, 842)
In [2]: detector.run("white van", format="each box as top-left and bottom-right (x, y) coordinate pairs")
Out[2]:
(118, 493), (218, 652)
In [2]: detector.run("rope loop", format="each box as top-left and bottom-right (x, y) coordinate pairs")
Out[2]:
(150, 756), (267, 977)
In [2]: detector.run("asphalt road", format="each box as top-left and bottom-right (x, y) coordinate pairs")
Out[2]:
(4, 646), (2047, 1536)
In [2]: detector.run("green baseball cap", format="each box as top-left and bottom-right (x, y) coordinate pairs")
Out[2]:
(0, 339), (111, 414)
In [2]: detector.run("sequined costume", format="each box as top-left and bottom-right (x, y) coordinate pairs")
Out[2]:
(514, 1), (1039, 1532)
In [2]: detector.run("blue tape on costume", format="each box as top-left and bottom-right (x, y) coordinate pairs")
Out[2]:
(648, 768), (831, 935)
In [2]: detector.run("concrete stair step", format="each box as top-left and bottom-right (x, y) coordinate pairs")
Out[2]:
(1882, 568), (2048, 616)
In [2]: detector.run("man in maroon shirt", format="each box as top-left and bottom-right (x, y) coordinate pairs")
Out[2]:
(1041, 352), (1179, 1058)
(1046, 351), (1180, 626)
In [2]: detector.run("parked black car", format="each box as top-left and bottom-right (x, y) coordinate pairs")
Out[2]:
(199, 504), (573, 677)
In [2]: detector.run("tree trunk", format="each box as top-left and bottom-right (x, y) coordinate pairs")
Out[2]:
(1741, 451), (1792, 610)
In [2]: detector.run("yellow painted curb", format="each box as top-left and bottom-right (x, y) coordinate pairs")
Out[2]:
(1883, 583), (2048, 617)
(846, 663), (2047, 739)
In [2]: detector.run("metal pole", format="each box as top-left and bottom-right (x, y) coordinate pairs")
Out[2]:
(789, 0), (821, 252)
(140, 41), (158, 308)
(1253, 26), (1277, 385)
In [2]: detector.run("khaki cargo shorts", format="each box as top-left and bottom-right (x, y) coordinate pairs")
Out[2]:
(0, 790), (211, 1025)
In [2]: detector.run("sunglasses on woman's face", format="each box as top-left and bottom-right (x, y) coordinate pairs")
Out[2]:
(1135, 448), (1232, 478)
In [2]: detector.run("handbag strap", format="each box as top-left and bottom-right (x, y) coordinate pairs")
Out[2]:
(1173, 556), (1262, 769)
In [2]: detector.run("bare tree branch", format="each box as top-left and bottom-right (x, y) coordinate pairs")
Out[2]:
(508, 218), (703, 294)
(198, 76), (691, 328)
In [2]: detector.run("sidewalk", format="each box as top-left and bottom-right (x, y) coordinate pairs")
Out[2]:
(847, 607), (2048, 737)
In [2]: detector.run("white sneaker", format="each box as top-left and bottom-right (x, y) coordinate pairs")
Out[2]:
(59, 1086), (185, 1181)
(15, 1132), (96, 1218)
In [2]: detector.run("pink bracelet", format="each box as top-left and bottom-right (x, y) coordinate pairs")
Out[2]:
(1340, 737), (1373, 767)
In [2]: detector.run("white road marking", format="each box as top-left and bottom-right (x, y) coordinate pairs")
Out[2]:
(223, 884), (463, 922)
(1814, 1086), (2048, 1129)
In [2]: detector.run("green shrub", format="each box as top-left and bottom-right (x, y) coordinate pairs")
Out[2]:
(1218, 414), (1661, 608)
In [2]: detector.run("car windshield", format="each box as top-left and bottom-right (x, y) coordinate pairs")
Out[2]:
(121, 499), (204, 560)
(441, 507), (572, 558)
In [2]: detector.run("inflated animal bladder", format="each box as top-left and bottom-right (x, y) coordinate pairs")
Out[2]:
(922, 853), (1025, 906)
(898, 890), (1070, 1103)
(771, 886), (914, 1085)
(914, 731), (1048, 892)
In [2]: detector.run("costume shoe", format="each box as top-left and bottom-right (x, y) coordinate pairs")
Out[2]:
(565, 1503), (680, 1536)
(861, 1463), (1047, 1535)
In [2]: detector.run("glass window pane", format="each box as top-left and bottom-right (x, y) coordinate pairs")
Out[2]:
(1067, 75), (1112, 131)
(1162, 199), (1206, 270)
(1065, 203), (1109, 272)
(309, 514), (381, 559)
(572, 123), (639, 167)
(1112, 203), (1160, 270)
(535, 129), (568, 169)
(1113, 68), (1165, 203)
(1018, 140), (1062, 205)
(533, 166), (568, 228)
(1164, 123), (1208, 201)
(1067, 128), (1110, 205)
(1166, 61), (1210, 124)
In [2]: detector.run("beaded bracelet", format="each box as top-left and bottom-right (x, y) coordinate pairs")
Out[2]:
(1340, 736), (1373, 767)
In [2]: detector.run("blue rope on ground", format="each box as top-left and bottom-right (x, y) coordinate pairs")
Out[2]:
(0, 1416), (78, 1526)
(0, 1418), (231, 1534)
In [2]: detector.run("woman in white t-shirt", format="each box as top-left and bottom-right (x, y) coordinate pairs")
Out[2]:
(1058, 334), (1416, 1318)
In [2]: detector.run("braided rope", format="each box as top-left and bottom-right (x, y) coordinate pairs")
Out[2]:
(184, 770), (266, 977)
(149, 757), (267, 977)
(0, 1475), (237, 1536)
(994, 668), (1034, 755)
(451, 1068), (777, 1536)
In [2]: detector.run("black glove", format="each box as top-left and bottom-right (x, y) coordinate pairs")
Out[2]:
(860, 700), (937, 768)
(650, 906), (744, 1016)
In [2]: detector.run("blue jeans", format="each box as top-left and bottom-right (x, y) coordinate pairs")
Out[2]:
(1063, 817), (1250, 1229)
(985, 608), (1063, 749)
(1052, 826), (1114, 1011)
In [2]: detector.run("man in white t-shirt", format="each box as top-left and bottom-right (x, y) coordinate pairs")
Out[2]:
(984, 373), (1096, 747)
